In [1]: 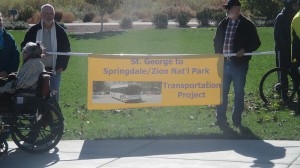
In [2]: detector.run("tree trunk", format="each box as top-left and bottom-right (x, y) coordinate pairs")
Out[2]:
(100, 15), (104, 32)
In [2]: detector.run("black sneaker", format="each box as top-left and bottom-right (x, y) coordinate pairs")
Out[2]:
(216, 120), (229, 130)
(233, 122), (242, 128)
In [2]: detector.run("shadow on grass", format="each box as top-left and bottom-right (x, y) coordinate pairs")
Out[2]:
(92, 125), (260, 141)
(69, 31), (126, 40)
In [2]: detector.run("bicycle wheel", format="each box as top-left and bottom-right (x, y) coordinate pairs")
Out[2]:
(10, 101), (64, 154)
(259, 67), (297, 105)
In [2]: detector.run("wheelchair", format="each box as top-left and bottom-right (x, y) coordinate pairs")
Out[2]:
(0, 72), (64, 155)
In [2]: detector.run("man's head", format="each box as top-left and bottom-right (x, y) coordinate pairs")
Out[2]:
(283, 0), (300, 11)
(223, 0), (241, 10)
(22, 42), (44, 61)
(40, 4), (55, 27)
(223, 0), (241, 19)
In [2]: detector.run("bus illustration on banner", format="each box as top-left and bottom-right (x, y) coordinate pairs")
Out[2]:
(110, 83), (142, 103)
(92, 81), (162, 104)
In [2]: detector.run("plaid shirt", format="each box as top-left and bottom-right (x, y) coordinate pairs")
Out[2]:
(223, 19), (240, 54)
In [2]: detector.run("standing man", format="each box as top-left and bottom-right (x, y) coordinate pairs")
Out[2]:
(291, 6), (300, 116)
(274, 0), (299, 102)
(21, 4), (71, 101)
(213, 0), (261, 129)
(0, 12), (20, 78)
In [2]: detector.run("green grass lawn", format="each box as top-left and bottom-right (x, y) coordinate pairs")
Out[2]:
(10, 27), (300, 140)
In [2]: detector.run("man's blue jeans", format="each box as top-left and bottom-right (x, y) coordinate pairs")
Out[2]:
(216, 60), (249, 125)
(50, 71), (61, 101)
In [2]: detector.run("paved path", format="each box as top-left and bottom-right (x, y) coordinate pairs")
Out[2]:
(56, 21), (199, 33)
(1, 139), (300, 168)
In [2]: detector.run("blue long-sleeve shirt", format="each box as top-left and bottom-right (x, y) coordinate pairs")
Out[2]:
(0, 29), (20, 74)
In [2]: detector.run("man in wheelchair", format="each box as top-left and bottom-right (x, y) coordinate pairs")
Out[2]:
(0, 41), (45, 94)
(0, 42), (64, 155)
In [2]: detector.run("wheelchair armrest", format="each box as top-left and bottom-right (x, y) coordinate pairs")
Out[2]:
(37, 73), (51, 97)
(15, 88), (36, 97)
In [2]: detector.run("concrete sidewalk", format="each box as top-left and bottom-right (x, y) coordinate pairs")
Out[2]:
(1, 140), (300, 168)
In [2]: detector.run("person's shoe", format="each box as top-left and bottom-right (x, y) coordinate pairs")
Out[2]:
(216, 120), (230, 131)
(233, 122), (242, 128)
(278, 98), (288, 105)
(235, 125), (250, 135)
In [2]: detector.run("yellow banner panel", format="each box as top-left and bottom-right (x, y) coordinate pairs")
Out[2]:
(88, 54), (224, 110)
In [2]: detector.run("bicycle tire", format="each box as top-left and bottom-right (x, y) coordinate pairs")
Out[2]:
(259, 67), (297, 105)
(10, 101), (64, 154)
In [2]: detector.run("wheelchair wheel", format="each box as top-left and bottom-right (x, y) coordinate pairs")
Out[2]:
(259, 67), (297, 105)
(0, 140), (8, 155)
(10, 101), (64, 154)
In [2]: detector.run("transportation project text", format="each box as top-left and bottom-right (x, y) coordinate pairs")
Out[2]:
(88, 54), (224, 110)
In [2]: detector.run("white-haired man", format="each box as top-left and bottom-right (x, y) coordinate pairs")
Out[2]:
(21, 4), (71, 101)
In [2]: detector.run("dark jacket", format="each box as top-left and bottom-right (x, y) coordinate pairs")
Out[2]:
(213, 14), (261, 63)
(274, 7), (296, 52)
(21, 21), (71, 71)
(0, 29), (20, 74)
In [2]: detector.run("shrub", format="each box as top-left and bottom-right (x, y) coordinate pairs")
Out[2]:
(83, 12), (95, 22)
(92, 15), (110, 23)
(110, 9), (124, 20)
(119, 16), (133, 29)
(55, 10), (63, 22)
(162, 6), (195, 20)
(196, 8), (212, 27)
(4, 20), (29, 30)
(211, 9), (226, 24)
(176, 12), (191, 27)
(253, 19), (274, 27)
(131, 9), (153, 20)
(0, 3), (10, 17)
(27, 12), (41, 24)
(152, 13), (168, 29)
(17, 5), (37, 22)
(62, 12), (75, 23)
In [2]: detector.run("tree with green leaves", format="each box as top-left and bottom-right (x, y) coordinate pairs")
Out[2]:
(85, 0), (123, 32)
(240, 0), (282, 20)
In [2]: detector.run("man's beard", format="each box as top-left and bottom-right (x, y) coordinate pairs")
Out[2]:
(227, 12), (237, 19)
